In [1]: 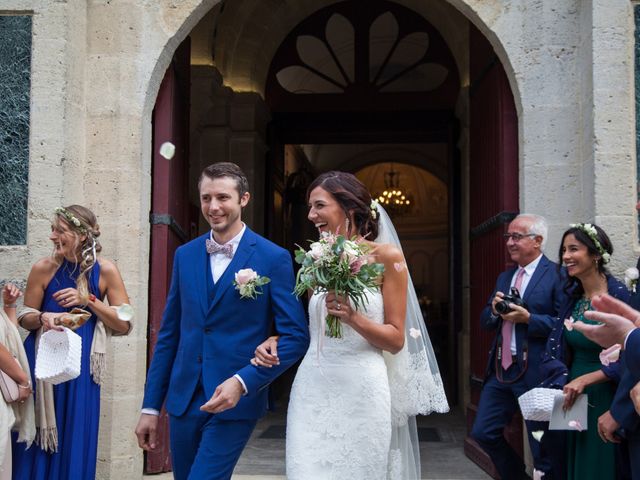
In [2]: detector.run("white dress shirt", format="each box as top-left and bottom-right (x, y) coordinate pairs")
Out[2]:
(507, 254), (543, 354)
(210, 225), (245, 283)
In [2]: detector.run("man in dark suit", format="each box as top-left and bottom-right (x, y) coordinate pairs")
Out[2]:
(575, 294), (640, 478)
(471, 214), (566, 479)
(134, 162), (310, 479)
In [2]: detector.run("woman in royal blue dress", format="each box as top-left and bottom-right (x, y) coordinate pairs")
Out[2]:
(12, 205), (132, 479)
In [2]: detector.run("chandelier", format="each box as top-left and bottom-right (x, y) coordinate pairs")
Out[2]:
(375, 166), (412, 216)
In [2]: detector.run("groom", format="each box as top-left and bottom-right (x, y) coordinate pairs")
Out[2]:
(135, 162), (309, 479)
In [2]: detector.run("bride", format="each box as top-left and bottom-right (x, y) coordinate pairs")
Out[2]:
(253, 171), (449, 479)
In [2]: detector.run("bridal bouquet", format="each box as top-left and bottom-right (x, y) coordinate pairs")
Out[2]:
(293, 232), (384, 338)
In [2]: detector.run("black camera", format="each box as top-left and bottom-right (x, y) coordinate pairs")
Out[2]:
(495, 287), (527, 315)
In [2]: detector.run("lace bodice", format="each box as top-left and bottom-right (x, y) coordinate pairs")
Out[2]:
(306, 290), (385, 363)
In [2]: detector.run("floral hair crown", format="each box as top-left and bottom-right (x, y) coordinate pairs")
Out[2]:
(55, 207), (88, 234)
(370, 199), (379, 219)
(569, 223), (610, 264)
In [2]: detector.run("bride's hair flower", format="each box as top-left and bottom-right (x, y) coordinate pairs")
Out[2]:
(370, 199), (379, 219)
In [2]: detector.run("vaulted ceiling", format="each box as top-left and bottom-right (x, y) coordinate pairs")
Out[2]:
(190, 0), (470, 98)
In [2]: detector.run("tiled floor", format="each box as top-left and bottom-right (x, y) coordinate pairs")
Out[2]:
(144, 406), (491, 480)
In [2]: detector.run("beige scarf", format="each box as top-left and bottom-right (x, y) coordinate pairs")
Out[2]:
(17, 306), (119, 452)
(0, 309), (36, 464)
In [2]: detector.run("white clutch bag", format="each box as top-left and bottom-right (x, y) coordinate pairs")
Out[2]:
(35, 328), (82, 385)
(518, 387), (564, 421)
(0, 360), (20, 403)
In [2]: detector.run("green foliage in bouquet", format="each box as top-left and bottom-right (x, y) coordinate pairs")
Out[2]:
(293, 233), (385, 338)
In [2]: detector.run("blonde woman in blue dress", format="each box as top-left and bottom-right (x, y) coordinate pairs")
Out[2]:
(13, 205), (132, 480)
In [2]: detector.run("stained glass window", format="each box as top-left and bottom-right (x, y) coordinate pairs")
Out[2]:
(0, 15), (32, 245)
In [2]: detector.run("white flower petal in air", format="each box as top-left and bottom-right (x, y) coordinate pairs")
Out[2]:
(159, 141), (176, 160)
(599, 344), (621, 366)
(531, 431), (544, 442)
(568, 420), (584, 431)
(114, 304), (135, 321)
(564, 317), (575, 331)
(409, 328), (421, 339)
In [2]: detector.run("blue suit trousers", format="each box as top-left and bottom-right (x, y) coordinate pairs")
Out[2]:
(169, 383), (257, 480)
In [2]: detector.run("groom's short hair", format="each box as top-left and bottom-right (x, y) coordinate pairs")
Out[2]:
(199, 162), (249, 198)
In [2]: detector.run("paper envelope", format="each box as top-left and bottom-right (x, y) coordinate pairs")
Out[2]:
(549, 393), (588, 431)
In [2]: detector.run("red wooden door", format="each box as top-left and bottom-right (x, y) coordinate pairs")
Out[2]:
(146, 38), (191, 474)
(463, 25), (520, 479)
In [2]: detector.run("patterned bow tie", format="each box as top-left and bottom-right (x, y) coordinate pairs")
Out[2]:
(206, 239), (234, 258)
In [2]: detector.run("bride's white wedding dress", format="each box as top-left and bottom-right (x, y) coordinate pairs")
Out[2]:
(286, 205), (449, 479)
(286, 291), (392, 480)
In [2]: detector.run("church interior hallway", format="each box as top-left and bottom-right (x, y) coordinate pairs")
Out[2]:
(143, 407), (490, 479)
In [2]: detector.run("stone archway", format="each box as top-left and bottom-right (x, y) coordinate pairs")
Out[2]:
(128, 1), (525, 478)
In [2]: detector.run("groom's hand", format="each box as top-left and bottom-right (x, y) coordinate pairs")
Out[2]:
(135, 414), (159, 451)
(200, 377), (244, 414)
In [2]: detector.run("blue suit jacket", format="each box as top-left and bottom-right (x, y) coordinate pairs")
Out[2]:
(480, 254), (566, 386)
(142, 228), (310, 419)
(626, 329), (640, 379)
(611, 328), (640, 433)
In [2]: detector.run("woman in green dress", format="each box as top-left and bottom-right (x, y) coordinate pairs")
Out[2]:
(556, 223), (630, 479)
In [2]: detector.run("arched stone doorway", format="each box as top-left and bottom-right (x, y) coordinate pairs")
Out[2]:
(145, 1), (520, 477)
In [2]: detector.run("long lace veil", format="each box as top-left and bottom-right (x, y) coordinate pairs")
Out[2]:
(375, 204), (450, 479)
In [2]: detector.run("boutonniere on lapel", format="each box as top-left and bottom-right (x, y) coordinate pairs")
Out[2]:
(234, 268), (271, 299)
(624, 267), (639, 293)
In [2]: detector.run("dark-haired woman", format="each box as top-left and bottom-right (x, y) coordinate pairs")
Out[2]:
(253, 171), (448, 479)
(545, 223), (630, 479)
(12, 206), (132, 480)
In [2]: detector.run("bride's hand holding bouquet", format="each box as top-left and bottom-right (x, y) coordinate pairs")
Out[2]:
(324, 291), (354, 329)
(293, 232), (384, 338)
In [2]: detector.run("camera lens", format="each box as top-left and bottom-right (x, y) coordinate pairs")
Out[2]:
(495, 300), (511, 315)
